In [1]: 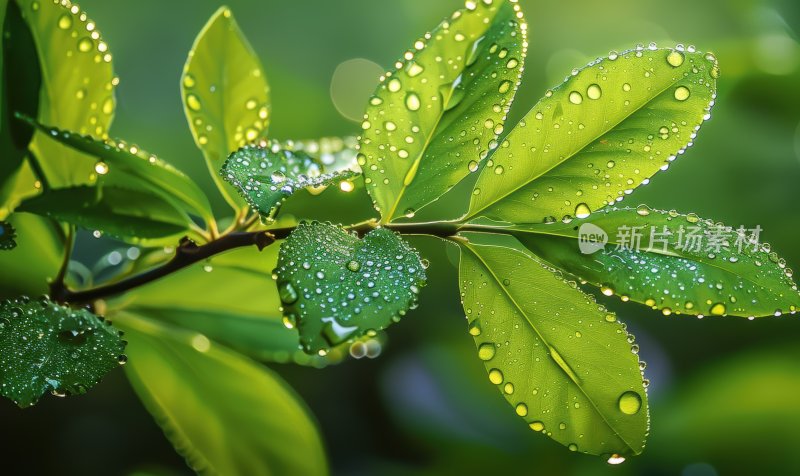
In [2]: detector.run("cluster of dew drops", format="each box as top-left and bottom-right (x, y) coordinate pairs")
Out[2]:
(0, 296), (127, 405)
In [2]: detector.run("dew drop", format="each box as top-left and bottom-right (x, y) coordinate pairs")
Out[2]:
(478, 343), (496, 361)
(666, 50), (685, 67)
(58, 14), (73, 30)
(387, 78), (402, 93)
(674, 86), (691, 101)
(488, 368), (504, 384)
(586, 84), (602, 100)
(186, 94), (202, 112)
(618, 391), (642, 415)
(405, 92), (421, 111)
(77, 37), (93, 53)
(710, 302), (726, 315)
(568, 91), (583, 104)
(498, 80), (512, 94)
(636, 204), (651, 216)
(574, 203), (591, 219)
(94, 161), (109, 175)
(515, 403), (528, 417)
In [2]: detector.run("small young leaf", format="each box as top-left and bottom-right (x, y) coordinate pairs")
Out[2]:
(467, 45), (718, 223)
(222, 145), (358, 218)
(0, 219), (17, 250)
(360, 0), (526, 222)
(19, 0), (117, 186)
(509, 206), (800, 318)
(1, 0), (41, 194)
(19, 117), (214, 221)
(0, 296), (126, 407)
(17, 184), (191, 244)
(182, 7), (270, 210)
(116, 311), (327, 476)
(458, 231), (649, 457)
(275, 222), (427, 354)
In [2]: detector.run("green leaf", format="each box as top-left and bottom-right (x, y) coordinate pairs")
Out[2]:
(18, 0), (117, 186)
(508, 206), (800, 318)
(0, 212), (61, 299)
(1, 0), (41, 197)
(268, 136), (360, 174)
(360, 0), (525, 222)
(108, 245), (325, 366)
(182, 6), (270, 211)
(275, 222), (427, 354)
(467, 45), (719, 223)
(222, 145), (358, 218)
(457, 231), (649, 457)
(0, 219), (16, 249)
(17, 184), (191, 244)
(0, 296), (126, 407)
(19, 117), (214, 221)
(115, 311), (328, 476)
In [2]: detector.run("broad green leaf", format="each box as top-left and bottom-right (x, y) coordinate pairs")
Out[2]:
(108, 245), (325, 366)
(360, 0), (525, 222)
(182, 6), (270, 210)
(18, 0), (117, 186)
(1, 0), (40, 197)
(20, 117), (213, 221)
(0, 296), (126, 407)
(508, 206), (800, 318)
(458, 231), (649, 457)
(0, 212), (61, 298)
(17, 184), (191, 244)
(0, 219), (15, 249)
(269, 136), (360, 174)
(222, 145), (358, 218)
(116, 311), (328, 476)
(467, 45), (719, 223)
(275, 222), (427, 354)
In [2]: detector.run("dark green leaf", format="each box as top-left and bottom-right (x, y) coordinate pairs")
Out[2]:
(222, 145), (358, 218)
(17, 184), (191, 244)
(19, 117), (213, 221)
(182, 6), (270, 210)
(360, 0), (525, 222)
(508, 206), (800, 317)
(1, 0), (40, 197)
(18, 0), (117, 186)
(0, 219), (16, 249)
(108, 245), (325, 366)
(0, 212), (61, 299)
(0, 296), (126, 407)
(458, 231), (649, 457)
(116, 311), (327, 476)
(275, 222), (427, 354)
(467, 45), (718, 223)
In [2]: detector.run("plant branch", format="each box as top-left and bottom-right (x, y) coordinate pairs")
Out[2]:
(55, 220), (465, 305)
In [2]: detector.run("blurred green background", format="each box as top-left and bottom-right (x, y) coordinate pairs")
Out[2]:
(2, 0), (800, 474)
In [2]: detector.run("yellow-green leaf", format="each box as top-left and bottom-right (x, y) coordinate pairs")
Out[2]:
(182, 7), (270, 211)
(18, 0), (117, 186)
(116, 312), (328, 476)
(467, 45), (718, 223)
(458, 231), (649, 458)
(360, 0), (526, 222)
